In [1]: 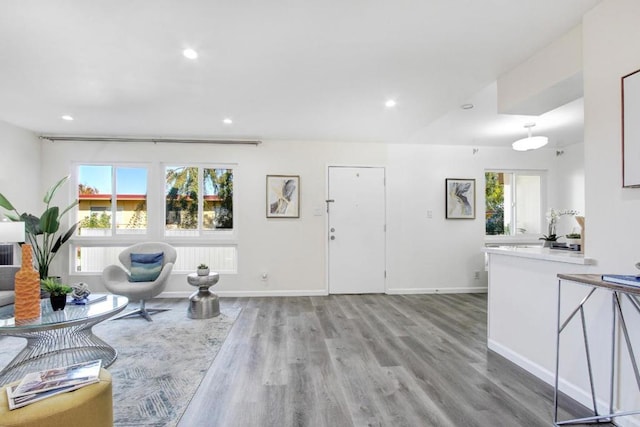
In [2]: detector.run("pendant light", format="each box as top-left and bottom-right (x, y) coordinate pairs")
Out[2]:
(512, 123), (548, 151)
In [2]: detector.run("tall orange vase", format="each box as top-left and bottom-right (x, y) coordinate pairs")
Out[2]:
(14, 244), (41, 320)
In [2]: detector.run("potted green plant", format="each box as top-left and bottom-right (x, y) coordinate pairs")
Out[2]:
(538, 234), (559, 247)
(0, 176), (79, 279)
(197, 263), (209, 276)
(41, 277), (73, 311)
(541, 208), (580, 248)
(565, 233), (581, 246)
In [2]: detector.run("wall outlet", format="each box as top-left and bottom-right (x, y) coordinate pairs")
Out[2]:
(474, 271), (480, 280)
(427, 210), (433, 219)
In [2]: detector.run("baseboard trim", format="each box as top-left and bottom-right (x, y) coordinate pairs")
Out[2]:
(159, 290), (329, 298)
(159, 289), (487, 298)
(488, 339), (555, 385)
(487, 339), (628, 423)
(386, 287), (487, 295)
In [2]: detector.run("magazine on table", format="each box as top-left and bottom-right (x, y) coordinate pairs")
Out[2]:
(11, 359), (102, 398)
(6, 381), (94, 410)
(601, 274), (640, 287)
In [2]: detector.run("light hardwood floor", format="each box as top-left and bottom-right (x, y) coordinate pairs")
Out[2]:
(178, 294), (593, 427)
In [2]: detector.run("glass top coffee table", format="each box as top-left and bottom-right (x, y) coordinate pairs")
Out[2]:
(0, 294), (128, 384)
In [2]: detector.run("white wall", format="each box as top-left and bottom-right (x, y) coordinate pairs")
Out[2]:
(551, 142), (585, 213)
(549, 142), (586, 236)
(583, 0), (640, 421)
(39, 138), (577, 297)
(40, 139), (388, 295)
(0, 120), (41, 216)
(584, 0), (640, 270)
(386, 144), (559, 293)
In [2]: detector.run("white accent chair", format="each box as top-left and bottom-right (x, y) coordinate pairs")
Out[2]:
(101, 242), (176, 321)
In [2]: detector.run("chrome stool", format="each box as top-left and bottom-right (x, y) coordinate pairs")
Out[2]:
(186, 272), (220, 319)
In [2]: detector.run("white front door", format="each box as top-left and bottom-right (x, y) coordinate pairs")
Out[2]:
(327, 166), (386, 294)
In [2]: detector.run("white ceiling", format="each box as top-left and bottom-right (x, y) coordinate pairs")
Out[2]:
(0, 0), (600, 146)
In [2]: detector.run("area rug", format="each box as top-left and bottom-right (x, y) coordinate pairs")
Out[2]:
(0, 300), (240, 427)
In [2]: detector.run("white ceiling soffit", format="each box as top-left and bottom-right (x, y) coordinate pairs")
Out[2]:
(497, 25), (584, 116)
(0, 0), (601, 145)
(499, 72), (584, 117)
(407, 83), (584, 148)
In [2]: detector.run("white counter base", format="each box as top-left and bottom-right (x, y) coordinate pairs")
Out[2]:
(484, 247), (640, 427)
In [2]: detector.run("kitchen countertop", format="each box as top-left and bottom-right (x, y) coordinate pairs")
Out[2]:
(482, 245), (596, 265)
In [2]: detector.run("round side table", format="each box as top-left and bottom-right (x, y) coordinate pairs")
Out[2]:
(186, 272), (220, 319)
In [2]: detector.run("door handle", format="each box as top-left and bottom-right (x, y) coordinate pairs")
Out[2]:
(325, 199), (335, 213)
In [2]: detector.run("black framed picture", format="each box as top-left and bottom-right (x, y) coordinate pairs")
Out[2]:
(266, 175), (300, 218)
(445, 178), (475, 219)
(622, 68), (640, 187)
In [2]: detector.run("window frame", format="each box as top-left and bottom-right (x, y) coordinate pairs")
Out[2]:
(162, 163), (236, 239)
(69, 161), (238, 276)
(73, 162), (151, 239)
(484, 169), (547, 243)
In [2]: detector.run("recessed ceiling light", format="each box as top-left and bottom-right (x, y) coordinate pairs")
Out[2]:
(61, 115), (74, 121)
(223, 118), (233, 124)
(183, 48), (198, 59)
(385, 99), (397, 108)
(461, 103), (474, 110)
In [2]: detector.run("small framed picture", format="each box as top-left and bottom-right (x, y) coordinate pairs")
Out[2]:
(266, 175), (300, 218)
(622, 68), (640, 187)
(445, 178), (475, 219)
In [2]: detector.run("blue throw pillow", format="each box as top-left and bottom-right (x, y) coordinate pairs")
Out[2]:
(129, 252), (164, 282)
(130, 252), (164, 264)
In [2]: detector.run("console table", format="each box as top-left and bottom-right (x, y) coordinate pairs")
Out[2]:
(555, 274), (640, 426)
(0, 294), (128, 384)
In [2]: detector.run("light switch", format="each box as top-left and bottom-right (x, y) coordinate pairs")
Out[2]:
(427, 210), (433, 218)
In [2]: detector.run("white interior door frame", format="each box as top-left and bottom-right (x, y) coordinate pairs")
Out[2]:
(325, 164), (387, 294)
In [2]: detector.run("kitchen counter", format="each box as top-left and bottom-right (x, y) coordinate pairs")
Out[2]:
(482, 245), (596, 265)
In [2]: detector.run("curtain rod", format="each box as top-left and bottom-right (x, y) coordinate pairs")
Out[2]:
(39, 136), (262, 145)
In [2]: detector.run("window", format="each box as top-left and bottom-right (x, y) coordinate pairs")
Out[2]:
(165, 166), (233, 236)
(71, 162), (237, 274)
(77, 165), (148, 236)
(485, 170), (545, 236)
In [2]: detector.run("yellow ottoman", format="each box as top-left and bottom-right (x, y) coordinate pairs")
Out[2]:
(0, 368), (113, 427)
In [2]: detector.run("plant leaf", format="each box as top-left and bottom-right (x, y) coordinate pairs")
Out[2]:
(4, 212), (20, 222)
(0, 193), (15, 211)
(43, 175), (70, 205)
(58, 199), (79, 219)
(51, 223), (78, 253)
(51, 235), (63, 254)
(39, 207), (60, 234)
(22, 213), (42, 235)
